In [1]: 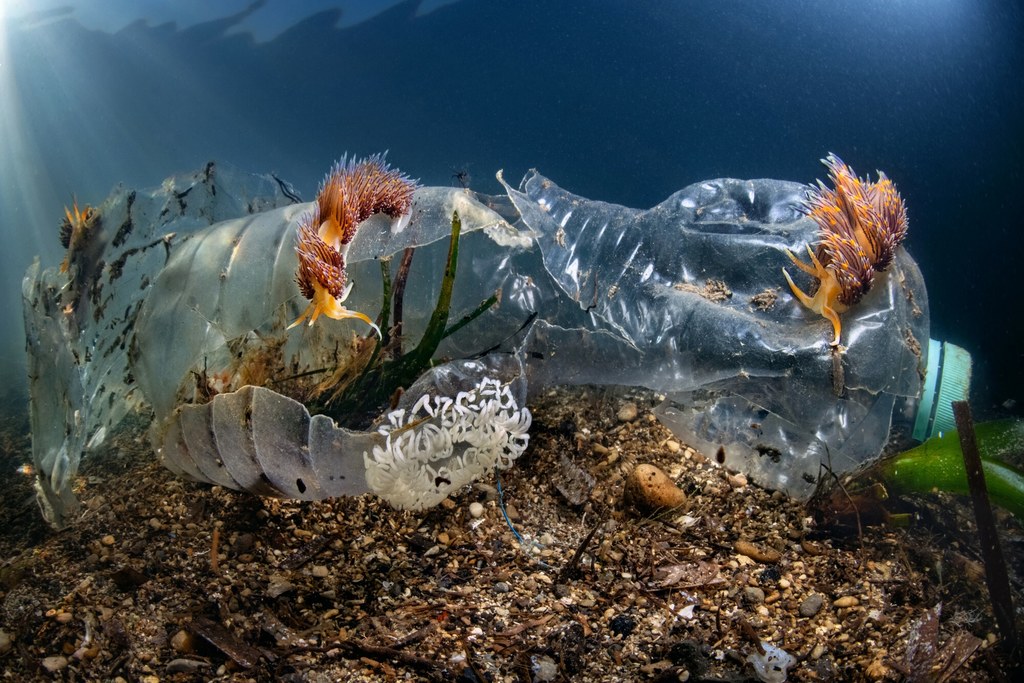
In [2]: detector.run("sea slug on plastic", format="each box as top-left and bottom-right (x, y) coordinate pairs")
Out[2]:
(783, 153), (909, 346)
(289, 154), (418, 332)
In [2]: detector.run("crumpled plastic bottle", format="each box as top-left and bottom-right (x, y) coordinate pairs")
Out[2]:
(23, 162), (934, 525)
(502, 170), (929, 499)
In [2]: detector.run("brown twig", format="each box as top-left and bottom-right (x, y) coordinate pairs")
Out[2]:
(337, 639), (440, 674)
(461, 636), (488, 682)
(210, 527), (220, 574)
(952, 401), (1019, 665)
(392, 622), (437, 649)
(736, 615), (766, 655)
(557, 522), (601, 583)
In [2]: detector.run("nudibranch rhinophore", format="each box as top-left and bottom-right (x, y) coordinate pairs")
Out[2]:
(289, 154), (418, 334)
(783, 153), (909, 347)
(59, 199), (99, 274)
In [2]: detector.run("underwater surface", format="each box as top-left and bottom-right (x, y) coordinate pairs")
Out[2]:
(1, 1), (1023, 680)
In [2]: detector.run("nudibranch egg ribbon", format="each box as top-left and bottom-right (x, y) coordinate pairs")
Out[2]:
(289, 154), (418, 333)
(783, 153), (909, 347)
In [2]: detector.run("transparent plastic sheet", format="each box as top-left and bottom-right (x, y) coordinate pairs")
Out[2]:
(23, 163), (929, 526)
(22, 163), (300, 526)
(503, 171), (929, 498)
(132, 186), (533, 426)
(23, 169), (543, 525)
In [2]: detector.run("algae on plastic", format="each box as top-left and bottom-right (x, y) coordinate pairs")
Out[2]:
(22, 163), (300, 526)
(23, 163), (928, 527)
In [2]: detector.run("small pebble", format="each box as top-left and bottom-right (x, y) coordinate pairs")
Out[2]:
(41, 656), (68, 673)
(0, 630), (12, 655)
(532, 654), (558, 682)
(493, 581), (511, 594)
(617, 402), (638, 422)
(166, 658), (208, 674)
(726, 472), (748, 489)
(469, 502), (485, 518)
(101, 535), (116, 546)
(743, 586), (765, 605)
(267, 576), (295, 598)
(799, 594), (824, 617)
(623, 464), (687, 513)
(171, 629), (194, 653)
(833, 595), (860, 608)
(735, 540), (781, 564)
(311, 565), (329, 578)
(665, 440), (681, 453)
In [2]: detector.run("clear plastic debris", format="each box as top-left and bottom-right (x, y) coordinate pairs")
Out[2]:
(503, 170), (927, 500)
(747, 642), (796, 682)
(22, 163), (300, 526)
(23, 162), (928, 526)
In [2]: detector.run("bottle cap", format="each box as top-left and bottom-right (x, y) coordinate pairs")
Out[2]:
(912, 339), (973, 441)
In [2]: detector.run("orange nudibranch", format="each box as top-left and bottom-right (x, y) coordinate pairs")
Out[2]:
(289, 154), (417, 336)
(314, 153), (417, 250)
(59, 199), (98, 273)
(783, 153), (909, 346)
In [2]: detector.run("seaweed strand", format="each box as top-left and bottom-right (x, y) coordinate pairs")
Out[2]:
(953, 401), (1019, 665)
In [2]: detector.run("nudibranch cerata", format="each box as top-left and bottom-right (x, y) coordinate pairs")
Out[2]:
(59, 199), (99, 274)
(289, 154), (418, 334)
(783, 153), (909, 347)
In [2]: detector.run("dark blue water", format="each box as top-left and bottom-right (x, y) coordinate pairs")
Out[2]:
(1, 0), (1021, 412)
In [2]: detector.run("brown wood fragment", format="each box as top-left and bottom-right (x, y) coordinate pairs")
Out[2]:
(461, 637), (488, 682)
(210, 527), (220, 574)
(261, 609), (305, 647)
(190, 616), (262, 668)
(278, 535), (331, 570)
(557, 522), (601, 583)
(651, 560), (724, 589)
(335, 639), (439, 674)
(495, 615), (554, 637)
(736, 616), (766, 655)
(392, 622), (437, 649)
(108, 566), (148, 591)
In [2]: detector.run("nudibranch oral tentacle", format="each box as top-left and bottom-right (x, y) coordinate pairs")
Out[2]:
(289, 154), (418, 337)
(783, 153), (909, 347)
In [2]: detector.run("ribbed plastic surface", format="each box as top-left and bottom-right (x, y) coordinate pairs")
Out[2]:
(931, 342), (973, 435)
(913, 339), (942, 441)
